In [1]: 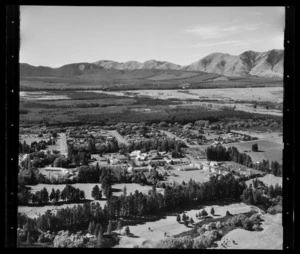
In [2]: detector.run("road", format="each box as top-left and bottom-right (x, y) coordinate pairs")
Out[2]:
(109, 130), (129, 146)
(47, 132), (68, 156)
(160, 130), (189, 147)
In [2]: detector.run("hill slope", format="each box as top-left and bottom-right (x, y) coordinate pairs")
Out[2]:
(20, 49), (283, 80)
(184, 49), (283, 78)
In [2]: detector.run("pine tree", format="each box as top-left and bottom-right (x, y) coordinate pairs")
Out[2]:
(210, 207), (215, 215)
(50, 188), (56, 201)
(123, 186), (127, 196)
(182, 213), (187, 221)
(117, 220), (122, 234)
(190, 217), (194, 224)
(176, 214), (181, 223)
(97, 225), (103, 244)
(26, 231), (32, 245)
(125, 226), (130, 236)
(107, 220), (112, 235)
(201, 209), (208, 217)
(92, 185), (101, 200)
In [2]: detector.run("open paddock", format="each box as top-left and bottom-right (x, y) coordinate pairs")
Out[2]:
(18, 200), (106, 219)
(114, 202), (253, 248)
(165, 169), (211, 184)
(214, 213), (282, 249)
(27, 183), (102, 200)
(246, 174), (282, 187)
(224, 139), (283, 164)
(111, 183), (164, 196)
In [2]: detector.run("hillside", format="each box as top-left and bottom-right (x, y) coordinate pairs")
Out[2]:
(20, 62), (104, 77)
(184, 49), (283, 78)
(21, 49), (283, 79)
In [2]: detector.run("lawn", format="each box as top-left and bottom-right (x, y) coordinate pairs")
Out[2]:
(114, 202), (253, 248)
(165, 169), (211, 184)
(246, 174), (282, 187)
(111, 183), (164, 196)
(18, 200), (106, 219)
(224, 138), (283, 164)
(213, 213), (282, 249)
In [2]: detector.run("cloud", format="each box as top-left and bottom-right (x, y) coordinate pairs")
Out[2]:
(191, 39), (261, 48)
(184, 23), (261, 39)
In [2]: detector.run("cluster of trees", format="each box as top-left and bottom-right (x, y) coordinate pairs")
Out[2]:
(19, 174), (242, 235)
(255, 160), (282, 177)
(18, 167), (43, 186)
(67, 145), (90, 166)
(206, 145), (253, 168)
(240, 179), (282, 209)
(206, 145), (230, 162)
(18, 184), (85, 205)
(19, 139), (55, 154)
(104, 173), (244, 220)
(120, 138), (185, 155)
(19, 151), (67, 171)
(18, 202), (110, 233)
(68, 138), (119, 158)
(206, 145), (282, 176)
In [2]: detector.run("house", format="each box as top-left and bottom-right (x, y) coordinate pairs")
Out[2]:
(110, 158), (120, 165)
(177, 165), (199, 171)
(131, 166), (151, 173)
(203, 165), (210, 171)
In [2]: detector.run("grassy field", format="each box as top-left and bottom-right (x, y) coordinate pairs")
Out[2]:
(164, 169), (211, 184)
(214, 213), (282, 249)
(114, 202), (252, 248)
(224, 139), (283, 164)
(111, 183), (164, 196)
(20, 67), (282, 92)
(19, 183), (164, 219)
(18, 200), (107, 219)
(246, 174), (282, 187)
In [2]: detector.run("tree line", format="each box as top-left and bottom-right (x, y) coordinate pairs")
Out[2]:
(18, 184), (85, 206)
(206, 145), (282, 176)
(240, 178), (282, 210)
(19, 139), (55, 154)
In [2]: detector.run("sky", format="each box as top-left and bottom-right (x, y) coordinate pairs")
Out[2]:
(20, 6), (285, 67)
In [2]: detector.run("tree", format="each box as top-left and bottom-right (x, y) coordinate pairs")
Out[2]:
(176, 214), (181, 223)
(182, 213), (187, 221)
(210, 207), (215, 216)
(190, 217), (194, 224)
(125, 226), (130, 236)
(117, 220), (122, 234)
(88, 221), (95, 234)
(252, 143), (258, 152)
(201, 209), (208, 217)
(123, 186), (127, 196)
(184, 220), (189, 227)
(107, 220), (112, 235)
(40, 187), (49, 204)
(50, 188), (56, 201)
(97, 225), (104, 244)
(55, 189), (61, 202)
(26, 231), (32, 245)
(91, 185), (102, 200)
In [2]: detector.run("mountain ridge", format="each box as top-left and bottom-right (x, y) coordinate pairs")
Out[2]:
(20, 49), (283, 78)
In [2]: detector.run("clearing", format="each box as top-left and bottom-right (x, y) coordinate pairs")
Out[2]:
(224, 139), (283, 164)
(246, 174), (282, 187)
(214, 213), (282, 249)
(114, 203), (252, 248)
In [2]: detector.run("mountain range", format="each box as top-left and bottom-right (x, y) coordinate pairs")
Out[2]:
(20, 49), (283, 78)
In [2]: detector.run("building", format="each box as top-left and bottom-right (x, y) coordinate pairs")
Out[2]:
(128, 165), (151, 173)
(177, 165), (199, 171)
